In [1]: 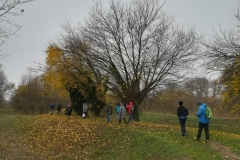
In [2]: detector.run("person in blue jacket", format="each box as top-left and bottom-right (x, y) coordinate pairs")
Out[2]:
(50, 102), (55, 115)
(195, 101), (210, 141)
(115, 103), (121, 121)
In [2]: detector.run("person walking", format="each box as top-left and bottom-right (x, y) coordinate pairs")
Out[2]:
(119, 103), (127, 124)
(49, 102), (55, 115)
(65, 103), (73, 119)
(126, 102), (134, 123)
(105, 103), (113, 123)
(82, 103), (88, 118)
(195, 101), (210, 141)
(177, 101), (189, 138)
(115, 103), (121, 121)
(57, 103), (62, 115)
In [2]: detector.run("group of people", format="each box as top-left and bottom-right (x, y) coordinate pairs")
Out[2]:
(50, 100), (210, 141)
(50, 102), (73, 118)
(177, 101), (210, 141)
(50, 102), (63, 115)
(49, 102), (90, 119)
(105, 101), (134, 124)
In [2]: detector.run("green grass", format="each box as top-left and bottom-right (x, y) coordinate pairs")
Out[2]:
(140, 112), (240, 134)
(89, 124), (223, 160)
(0, 108), (240, 159)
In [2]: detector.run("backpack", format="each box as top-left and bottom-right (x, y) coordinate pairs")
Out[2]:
(205, 106), (212, 118)
(130, 107), (134, 114)
(67, 107), (72, 113)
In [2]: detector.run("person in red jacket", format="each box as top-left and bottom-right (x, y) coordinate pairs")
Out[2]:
(126, 102), (134, 123)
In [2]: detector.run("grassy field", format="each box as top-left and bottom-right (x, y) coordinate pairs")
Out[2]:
(0, 108), (240, 160)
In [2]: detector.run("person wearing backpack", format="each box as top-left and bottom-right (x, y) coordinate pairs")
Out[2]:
(177, 101), (189, 138)
(195, 101), (210, 141)
(65, 103), (73, 119)
(126, 101), (134, 123)
(115, 103), (121, 121)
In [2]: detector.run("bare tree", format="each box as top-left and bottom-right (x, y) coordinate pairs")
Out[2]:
(0, 0), (34, 59)
(200, 3), (240, 76)
(81, 0), (198, 116)
(199, 4), (240, 115)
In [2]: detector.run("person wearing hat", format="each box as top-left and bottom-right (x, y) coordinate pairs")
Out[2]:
(195, 101), (210, 141)
(119, 103), (127, 124)
(177, 101), (189, 138)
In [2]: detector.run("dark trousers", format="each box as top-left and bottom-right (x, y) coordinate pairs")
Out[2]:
(128, 114), (133, 123)
(83, 112), (88, 118)
(179, 118), (187, 136)
(197, 122), (210, 140)
(119, 118), (127, 124)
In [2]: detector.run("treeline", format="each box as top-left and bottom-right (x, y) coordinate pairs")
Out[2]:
(10, 70), (70, 114)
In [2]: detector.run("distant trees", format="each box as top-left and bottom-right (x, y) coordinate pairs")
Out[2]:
(141, 77), (222, 116)
(10, 69), (69, 114)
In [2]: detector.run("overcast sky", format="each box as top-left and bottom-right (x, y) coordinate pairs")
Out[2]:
(1, 0), (239, 87)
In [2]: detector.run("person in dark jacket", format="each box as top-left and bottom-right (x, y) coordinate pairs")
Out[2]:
(57, 103), (62, 115)
(65, 103), (73, 119)
(105, 103), (113, 123)
(177, 101), (189, 138)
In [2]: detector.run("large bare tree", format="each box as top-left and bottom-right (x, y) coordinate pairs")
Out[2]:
(199, 4), (240, 115)
(0, 0), (34, 59)
(200, 3), (240, 76)
(81, 0), (198, 118)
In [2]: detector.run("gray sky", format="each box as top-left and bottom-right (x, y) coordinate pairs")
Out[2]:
(1, 0), (239, 87)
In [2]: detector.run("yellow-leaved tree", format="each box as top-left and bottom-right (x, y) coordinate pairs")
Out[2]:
(43, 44), (107, 116)
(221, 56), (240, 116)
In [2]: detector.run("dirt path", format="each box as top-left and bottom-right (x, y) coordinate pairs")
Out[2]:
(210, 141), (240, 160)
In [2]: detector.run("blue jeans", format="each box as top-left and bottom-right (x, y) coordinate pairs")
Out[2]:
(128, 114), (133, 123)
(179, 118), (187, 136)
(107, 115), (111, 122)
